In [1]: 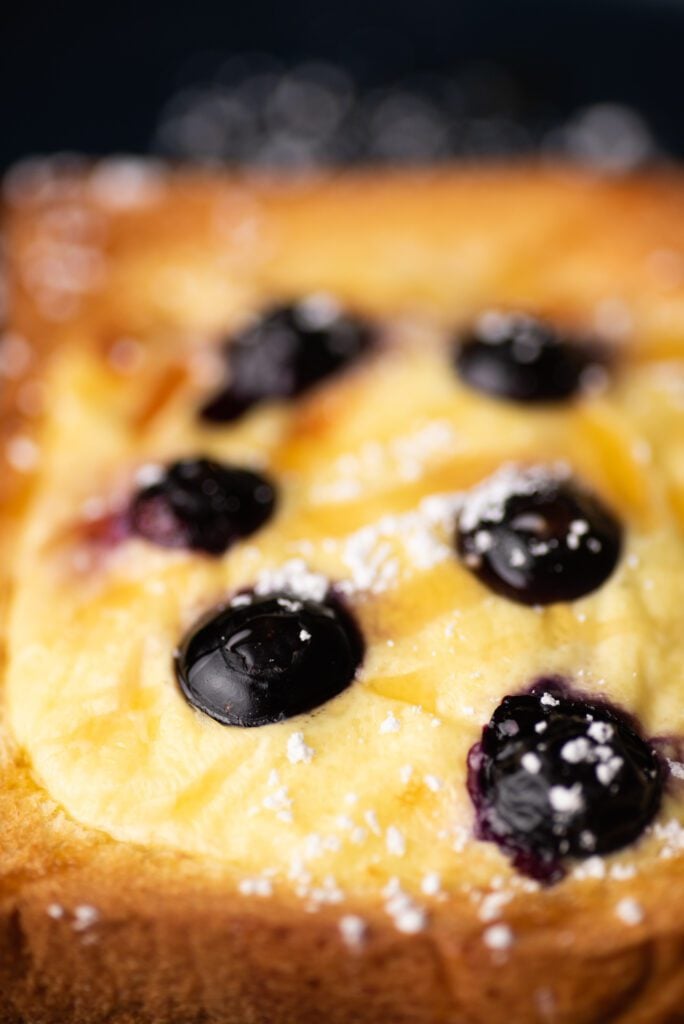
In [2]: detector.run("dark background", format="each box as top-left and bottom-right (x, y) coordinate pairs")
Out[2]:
(2, 0), (684, 170)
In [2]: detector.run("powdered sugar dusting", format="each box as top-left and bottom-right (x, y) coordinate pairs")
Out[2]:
(287, 731), (314, 765)
(383, 879), (427, 934)
(615, 897), (643, 926)
(339, 914), (367, 950)
(338, 491), (463, 594)
(254, 559), (329, 602)
(379, 711), (401, 735)
(483, 923), (514, 950)
(386, 826), (407, 857)
(239, 876), (274, 897)
(459, 463), (570, 533)
(72, 905), (99, 932)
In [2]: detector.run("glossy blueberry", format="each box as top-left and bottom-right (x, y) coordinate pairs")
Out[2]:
(456, 468), (622, 605)
(129, 458), (277, 555)
(201, 297), (375, 423)
(454, 312), (606, 404)
(175, 590), (364, 726)
(468, 683), (663, 882)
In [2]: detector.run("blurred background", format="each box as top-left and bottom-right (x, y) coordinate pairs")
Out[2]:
(2, 0), (684, 172)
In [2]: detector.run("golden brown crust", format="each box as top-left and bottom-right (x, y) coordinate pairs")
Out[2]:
(2, 160), (684, 1024)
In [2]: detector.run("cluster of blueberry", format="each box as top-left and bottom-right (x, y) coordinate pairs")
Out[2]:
(117, 299), (663, 880)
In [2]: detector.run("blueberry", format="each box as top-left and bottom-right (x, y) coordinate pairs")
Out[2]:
(468, 684), (663, 882)
(175, 590), (364, 726)
(454, 312), (606, 404)
(129, 458), (277, 555)
(201, 297), (375, 423)
(456, 467), (622, 605)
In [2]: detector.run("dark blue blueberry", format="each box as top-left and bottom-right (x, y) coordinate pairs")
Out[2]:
(468, 683), (663, 882)
(129, 458), (276, 555)
(456, 470), (622, 605)
(201, 298), (376, 423)
(454, 312), (606, 404)
(175, 590), (364, 726)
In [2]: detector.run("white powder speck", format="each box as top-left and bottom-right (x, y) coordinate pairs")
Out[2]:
(380, 711), (401, 735)
(72, 905), (99, 931)
(287, 731), (314, 765)
(549, 784), (584, 814)
(47, 903), (64, 920)
(421, 872), (442, 896)
(540, 692), (560, 707)
(303, 834), (325, 859)
(452, 826), (469, 853)
(573, 856), (606, 880)
(263, 785), (292, 814)
(479, 891), (513, 922)
(596, 757), (623, 786)
(386, 826), (406, 856)
(307, 875), (345, 906)
(483, 923), (514, 950)
(364, 810), (382, 836)
(383, 880), (427, 934)
(239, 877), (273, 897)
(654, 819), (684, 858)
(511, 546), (529, 567)
(399, 764), (414, 785)
(254, 559), (329, 602)
(521, 753), (541, 774)
(561, 738), (592, 763)
(610, 863), (636, 880)
(615, 898), (643, 925)
(339, 914), (367, 950)
(134, 462), (165, 487)
(474, 529), (493, 552)
(424, 774), (443, 792)
(588, 722), (614, 743)
(394, 905), (426, 934)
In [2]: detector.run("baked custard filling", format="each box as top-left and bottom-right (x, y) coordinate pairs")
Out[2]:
(6, 302), (684, 911)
